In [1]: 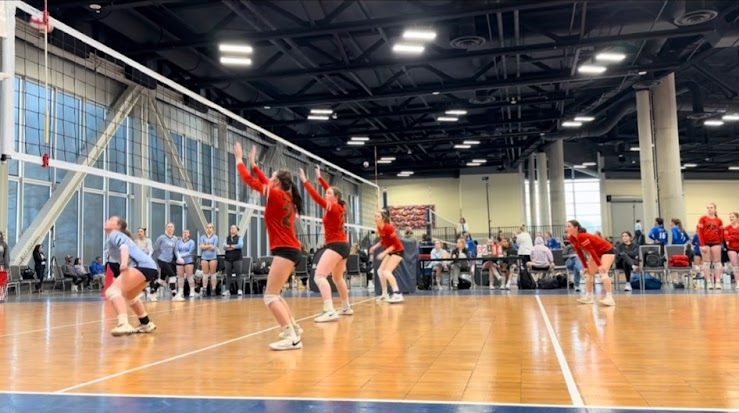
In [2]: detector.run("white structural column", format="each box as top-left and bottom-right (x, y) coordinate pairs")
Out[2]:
(0, 2), (17, 238)
(11, 85), (144, 265)
(131, 99), (149, 231)
(636, 89), (658, 231)
(547, 140), (566, 227)
(536, 152), (551, 226)
(518, 164), (527, 226)
(149, 94), (208, 236)
(528, 154), (537, 226)
(598, 152), (612, 237)
(652, 73), (686, 227)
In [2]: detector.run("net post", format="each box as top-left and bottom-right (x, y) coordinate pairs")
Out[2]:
(0, 2), (15, 239)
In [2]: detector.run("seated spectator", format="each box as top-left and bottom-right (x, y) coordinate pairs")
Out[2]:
(563, 240), (583, 291)
(429, 240), (449, 289)
(481, 239), (504, 289)
(449, 238), (470, 290)
(89, 256), (104, 276)
(497, 238), (517, 290)
(73, 257), (92, 289)
(528, 236), (554, 272)
(545, 232), (561, 249)
(615, 231), (639, 292)
(61, 256), (81, 292)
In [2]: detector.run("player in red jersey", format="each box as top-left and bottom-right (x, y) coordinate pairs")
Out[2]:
(566, 219), (616, 306)
(369, 209), (405, 303)
(723, 212), (739, 289)
(299, 166), (353, 322)
(697, 203), (724, 289)
(235, 143), (305, 351)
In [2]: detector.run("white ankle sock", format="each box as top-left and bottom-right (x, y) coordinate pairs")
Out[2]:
(323, 300), (334, 312)
(117, 314), (128, 326)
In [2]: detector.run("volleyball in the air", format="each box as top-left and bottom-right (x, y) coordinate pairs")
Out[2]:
(363, 161), (369, 168)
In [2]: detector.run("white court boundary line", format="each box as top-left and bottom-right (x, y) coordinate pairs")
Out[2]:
(54, 297), (377, 393)
(0, 391), (736, 412)
(535, 295), (584, 407)
(0, 298), (230, 338)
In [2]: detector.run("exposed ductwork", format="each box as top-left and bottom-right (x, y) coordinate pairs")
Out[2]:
(548, 80), (714, 142)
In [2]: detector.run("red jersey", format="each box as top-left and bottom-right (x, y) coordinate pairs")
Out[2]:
(724, 224), (739, 250)
(378, 222), (404, 253)
(303, 180), (347, 244)
(237, 162), (301, 250)
(697, 216), (723, 245)
(569, 232), (613, 267)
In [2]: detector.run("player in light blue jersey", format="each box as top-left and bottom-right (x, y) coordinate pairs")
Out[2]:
(104, 215), (160, 337)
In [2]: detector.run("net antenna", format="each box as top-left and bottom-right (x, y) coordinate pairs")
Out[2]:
(28, 0), (52, 167)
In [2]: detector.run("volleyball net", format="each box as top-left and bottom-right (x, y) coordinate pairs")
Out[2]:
(4, 2), (379, 266)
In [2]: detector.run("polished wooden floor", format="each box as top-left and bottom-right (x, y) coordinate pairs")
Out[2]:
(1, 290), (738, 409)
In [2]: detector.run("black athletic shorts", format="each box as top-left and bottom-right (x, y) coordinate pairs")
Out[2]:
(157, 259), (176, 278)
(531, 265), (551, 271)
(107, 262), (120, 278)
(176, 261), (194, 267)
(389, 250), (405, 258)
(137, 267), (160, 282)
(704, 243), (721, 247)
(271, 247), (303, 265)
(326, 242), (351, 259)
(601, 249), (616, 256)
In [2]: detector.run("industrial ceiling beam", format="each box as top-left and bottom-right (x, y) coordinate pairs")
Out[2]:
(185, 25), (712, 86)
(233, 62), (682, 109)
(258, 93), (572, 127)
(306, 115), (560, 140)
(123, 0), (574, 54)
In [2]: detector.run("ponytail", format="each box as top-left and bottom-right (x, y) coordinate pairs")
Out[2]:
(331, 186), (346, 207)
(290, 184), (304, 215)
(275, 169), (304, 215)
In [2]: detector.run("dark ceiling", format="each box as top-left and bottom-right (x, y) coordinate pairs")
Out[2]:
(27, 0), (739, 178)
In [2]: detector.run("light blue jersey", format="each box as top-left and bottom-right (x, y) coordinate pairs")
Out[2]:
(153, 234), (177, 262)
(200, 234), (218, 260)
(106, 230), (157, 270)
(176, 239), (196, 264)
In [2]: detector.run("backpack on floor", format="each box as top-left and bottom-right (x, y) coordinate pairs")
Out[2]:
(630, 273), (663, 290)
(537, 277), (559, 289)
(417, 272), (432, 290)
(518, 269), (537, 290)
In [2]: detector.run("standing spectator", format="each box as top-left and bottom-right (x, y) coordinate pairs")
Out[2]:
(0, 231), (8, 272)
(563, 240), (583, 292)
(649, 218), (668, 249)
(634, 220), (644, 245)
(457, 218), (469, 238)
(32, 244), (46, 293)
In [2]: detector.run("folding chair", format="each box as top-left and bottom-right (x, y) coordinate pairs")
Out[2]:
(638, 245), (666, 290)
(292, 255), (309, 289)
(664, 245), (694, 289)
(249, 256), (272, 294)
(345, 254), (365, 288)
